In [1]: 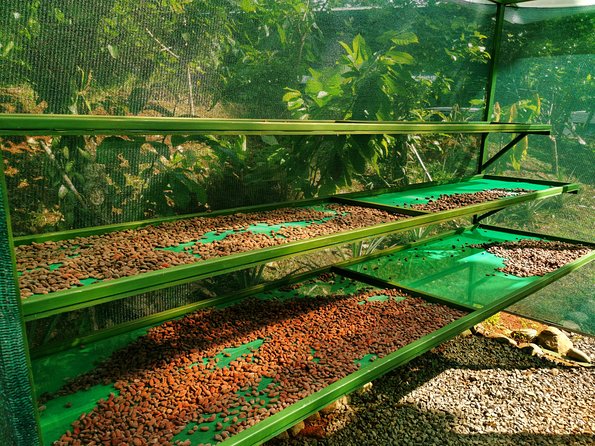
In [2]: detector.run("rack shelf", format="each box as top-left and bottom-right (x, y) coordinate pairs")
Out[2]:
(0, 115), (551, 136)
(32, 226), (593, 446)
(18, 175), (577, 321)
(335, 225), (594, 310)
(334, 174), (576, 211)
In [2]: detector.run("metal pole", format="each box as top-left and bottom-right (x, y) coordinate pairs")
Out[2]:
(0, 150), (42, 445)
(478, 2), (506, 174)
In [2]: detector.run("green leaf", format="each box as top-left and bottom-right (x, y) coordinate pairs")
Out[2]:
(352, 34), (362, 57)
(383, 50), (414, 65)
(352, 75), (383, 120)
(181, 176), (207, 204)
(390, 31), (419, 46)
(305, 67), (343, 101)
(72, 172), (85, 183)
(53, 8), (66, 23)
(282, 89), (302, 102)
(277, 24), (287, 46)
(341, 35), (368, 69)
(1, 41), (14, 57)
(170, 135), (213, 147)
(318, 181), (337, 197)
(352, 135), (374, 158)
(240, 0), (257, 13)
(286, 97), (305, 111)
(147, 141), (170, 158)
(169, 172), (207, 210)
(511, 155), (521, 172)
(107, 44), (119, 59)
(78, 148), (92, 160)
(96, 137), (138, 164)
(261, 135), (278, 146)
(170, 180), (191, 209)
(349, 146), (367, 173)
(379, 72), (396, 95)
(339, 41), (354, 59)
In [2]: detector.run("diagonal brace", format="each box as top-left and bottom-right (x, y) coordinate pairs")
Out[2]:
(472, 208), (504, 224)
(481, 133), (528, 172)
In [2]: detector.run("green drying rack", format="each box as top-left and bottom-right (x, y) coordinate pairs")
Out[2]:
(16, 172), (577, 323)
(29, 226), (595, 446)
(1, 116), (592, 446)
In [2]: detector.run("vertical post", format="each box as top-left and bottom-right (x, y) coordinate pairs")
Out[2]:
(477, 2), (506, 174)
(0, 151), (41, 445)
(187, 66), (196, 117)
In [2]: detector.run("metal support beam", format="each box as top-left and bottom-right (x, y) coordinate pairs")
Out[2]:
(481, 132), (528, 171)
(0, 151), (41, 445)
(0, 114), (551, 136)
(478, 2), (506, 173)
(473, 207), (504, 224)
(331, 266), (474, 312)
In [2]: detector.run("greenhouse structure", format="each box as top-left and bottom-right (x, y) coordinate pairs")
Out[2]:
(0, 0), (593, 445)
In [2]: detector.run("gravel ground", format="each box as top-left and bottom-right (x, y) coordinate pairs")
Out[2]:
(270, 334), (595, 446)
(567, 332), (595, 360)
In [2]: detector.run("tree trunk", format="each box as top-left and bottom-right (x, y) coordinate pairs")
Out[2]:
(549, 134), (559, 175)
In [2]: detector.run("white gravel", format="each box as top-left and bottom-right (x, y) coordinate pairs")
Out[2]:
(270, 334), (595, 446)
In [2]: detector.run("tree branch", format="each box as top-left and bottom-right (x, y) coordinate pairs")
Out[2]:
(38, 139), (86, 205)
(145, 27), (180, 59)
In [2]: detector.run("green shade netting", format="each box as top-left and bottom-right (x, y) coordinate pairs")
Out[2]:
(353, 178), (548, 208)
(346, 227), (542, 308)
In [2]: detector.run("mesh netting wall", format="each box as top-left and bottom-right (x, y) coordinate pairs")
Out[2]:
(2, 132), (481, 236)
(0, 0), (495, 119)
(484, 5), (595, 335)
(0, 176), (39, 445)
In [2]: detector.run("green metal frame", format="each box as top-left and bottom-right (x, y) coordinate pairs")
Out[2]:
(219, 227), (595, 445)
(19, 175), (578, 321)
(481, 132), (528, 171)
(477, 2), (506, 173)
(0, 147), (41, 444)
(0, 115), (551, 136)
(333, 266), (477, 312)
(477, 224), (595, 246)
(474, 208), (506, 222)
(29, 224), (595, 446)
